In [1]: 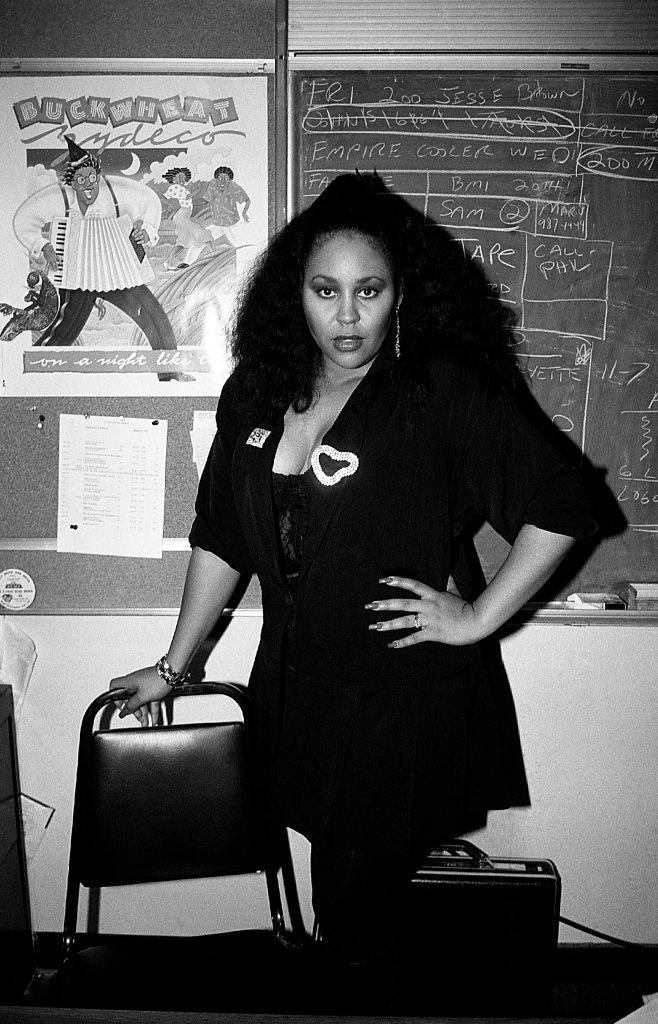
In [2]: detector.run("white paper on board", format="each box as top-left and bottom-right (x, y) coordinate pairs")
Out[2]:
(57, 414), (168, 558)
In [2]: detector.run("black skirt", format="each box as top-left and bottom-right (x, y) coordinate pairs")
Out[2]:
(248, 636), (529, 855)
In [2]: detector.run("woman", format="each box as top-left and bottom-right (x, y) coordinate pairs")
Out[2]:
(111, 174), (596, 1004)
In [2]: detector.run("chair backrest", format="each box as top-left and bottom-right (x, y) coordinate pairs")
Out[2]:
(63, 683), (301, 953)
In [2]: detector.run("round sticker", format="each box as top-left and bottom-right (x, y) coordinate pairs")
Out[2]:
(0, 569), (36, 611)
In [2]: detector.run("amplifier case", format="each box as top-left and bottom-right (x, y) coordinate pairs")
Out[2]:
(396, 842), (561, 1014)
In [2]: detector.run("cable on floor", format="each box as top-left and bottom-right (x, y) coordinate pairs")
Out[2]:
(559, 915), (648, 949)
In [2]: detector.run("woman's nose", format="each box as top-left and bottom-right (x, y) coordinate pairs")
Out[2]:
(337, 294), (359, 324)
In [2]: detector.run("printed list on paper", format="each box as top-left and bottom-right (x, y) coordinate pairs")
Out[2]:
(57, 414), (168, 559)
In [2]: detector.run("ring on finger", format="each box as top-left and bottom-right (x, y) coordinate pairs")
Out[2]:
(413, 613), (424, 630)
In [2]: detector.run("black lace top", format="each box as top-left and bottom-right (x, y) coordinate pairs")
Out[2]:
(271, 471), (311, 587)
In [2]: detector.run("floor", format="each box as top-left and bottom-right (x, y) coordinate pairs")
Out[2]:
(545, 945), (656, 1019)
(4, 938), (657, 1020)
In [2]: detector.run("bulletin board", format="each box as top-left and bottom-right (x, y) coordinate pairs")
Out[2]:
(290, 66), (658, 602)
(0, 63), (273, 612)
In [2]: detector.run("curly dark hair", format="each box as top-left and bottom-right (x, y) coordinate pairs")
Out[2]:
(163, 167), (192, 184)
(230, 173), (519, 419)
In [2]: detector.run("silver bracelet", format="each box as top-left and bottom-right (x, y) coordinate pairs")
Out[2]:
(155, 654), (190, 688)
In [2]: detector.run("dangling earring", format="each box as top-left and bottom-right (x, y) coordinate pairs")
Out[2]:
(394, 307), (401, 360)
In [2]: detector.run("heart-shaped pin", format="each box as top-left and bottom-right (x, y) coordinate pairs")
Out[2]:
(310, 444), (360, 487)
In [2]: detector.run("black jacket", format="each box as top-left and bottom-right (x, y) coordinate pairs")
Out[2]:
(190, 352), (597, 853)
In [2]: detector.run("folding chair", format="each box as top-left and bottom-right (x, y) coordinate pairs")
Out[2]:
(52, 682), (310, 1012)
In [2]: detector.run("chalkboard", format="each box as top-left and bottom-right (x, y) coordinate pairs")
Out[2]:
(291, 69), (658, 599)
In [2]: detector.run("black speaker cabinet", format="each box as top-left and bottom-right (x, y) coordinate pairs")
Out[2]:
(396, 841), (561, 1015)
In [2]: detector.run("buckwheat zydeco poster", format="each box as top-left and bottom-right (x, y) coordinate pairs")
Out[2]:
(0, 74), (268, 396)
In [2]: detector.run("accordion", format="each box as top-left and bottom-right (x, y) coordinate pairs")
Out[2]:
(50, 213), (148, 291)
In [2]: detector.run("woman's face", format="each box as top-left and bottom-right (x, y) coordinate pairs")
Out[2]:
(302, 231), (397, 376)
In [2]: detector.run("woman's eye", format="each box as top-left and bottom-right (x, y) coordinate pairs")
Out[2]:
(317, 288), (335, 297)
(360, 286), (378, 297)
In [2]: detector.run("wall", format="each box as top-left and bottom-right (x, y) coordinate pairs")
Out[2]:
(11, 611), (658, 944)
(1, 0), (275, 59)
(1, 0), (656, 949)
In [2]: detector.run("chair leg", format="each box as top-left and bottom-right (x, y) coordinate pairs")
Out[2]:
(280, 837), (307, 939)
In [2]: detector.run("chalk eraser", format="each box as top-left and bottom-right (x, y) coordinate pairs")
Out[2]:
(627, 584), (658, 610)
(566, 592), (627, 610)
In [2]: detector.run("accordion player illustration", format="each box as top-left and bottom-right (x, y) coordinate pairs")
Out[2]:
(12, 136), (190, 382)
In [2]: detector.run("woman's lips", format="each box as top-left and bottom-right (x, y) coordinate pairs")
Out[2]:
(334, 336), (364, 350)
